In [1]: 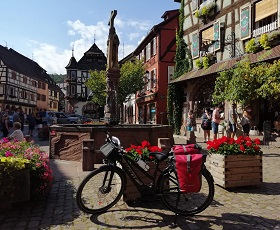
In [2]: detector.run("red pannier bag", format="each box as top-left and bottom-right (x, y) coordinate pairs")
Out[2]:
(172, 144), (203, 193)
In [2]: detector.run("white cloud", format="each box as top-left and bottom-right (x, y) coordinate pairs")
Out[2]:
(128, 33), (139, 41)
(28, 17), (153, 74)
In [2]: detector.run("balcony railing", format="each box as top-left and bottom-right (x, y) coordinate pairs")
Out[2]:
(253, 21), (278, 37)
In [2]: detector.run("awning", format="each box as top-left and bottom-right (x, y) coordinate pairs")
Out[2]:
(170, 44), (280, 84)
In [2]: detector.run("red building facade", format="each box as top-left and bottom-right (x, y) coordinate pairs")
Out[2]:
(133, 10), (179, 125)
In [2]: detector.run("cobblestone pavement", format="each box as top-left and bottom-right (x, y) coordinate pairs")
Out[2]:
(0, 135), (280, 230)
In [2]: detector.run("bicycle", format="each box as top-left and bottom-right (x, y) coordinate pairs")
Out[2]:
(76, 132), (214, 226)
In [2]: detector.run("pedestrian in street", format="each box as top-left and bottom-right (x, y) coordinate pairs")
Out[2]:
(8, 122), (24, 142)
(228, 103), (238, 139)
(186, 109), (196, 132)
(212, 104), (224, 140)
(19, 108), (25, 132)
(1, 114), (10, 137)
(13, 108), (21, 124)
(201, 107), (212, 142)
(27, 113), (37, 137)
(240, 106), (252, 136)
(36, 112), (43, 133)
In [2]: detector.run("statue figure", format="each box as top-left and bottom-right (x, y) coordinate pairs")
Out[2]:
(107, 10), (119, 69)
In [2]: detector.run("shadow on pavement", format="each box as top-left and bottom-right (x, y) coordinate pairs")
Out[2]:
(228, 182), (280, 195)
(90, 209), (280, 229)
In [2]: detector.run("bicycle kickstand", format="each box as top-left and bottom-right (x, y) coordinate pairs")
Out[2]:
(170, 194), (180, 228)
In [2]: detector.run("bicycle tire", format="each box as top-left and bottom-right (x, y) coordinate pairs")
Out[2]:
(159, 168), (214, 216)
(76, 166), (126, 214)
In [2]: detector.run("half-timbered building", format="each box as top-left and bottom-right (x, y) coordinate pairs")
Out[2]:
(171, 0), (280, 135)
(0, 45), (60, 115)
(65, 43), (107, 117)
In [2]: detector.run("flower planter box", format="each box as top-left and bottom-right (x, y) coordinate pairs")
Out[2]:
(207, 154), (262, 189)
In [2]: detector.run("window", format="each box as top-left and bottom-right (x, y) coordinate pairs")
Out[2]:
(42, 95), (46, 101)
(38, 81), (41, 88)
(42, 83), (46, 90)
(168, 66), (174, 84)
(71, 71), (77, 80)
(150, 69), (157, 89)
(152, 37), (157, 56)
(11, 72), (16, 80)
(71, 85), (76, 95)
(23, 77), (27, 84)
(37, 93), (41, 101)
(146, 43), (151, 60)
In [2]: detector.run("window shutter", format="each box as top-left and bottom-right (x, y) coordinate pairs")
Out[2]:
(153, 37), (157, 55)
(192, 33), (199, 58)
(168, 66), (174, 84)
(240, 4), (251, 40)
(213, 21), (220, 51)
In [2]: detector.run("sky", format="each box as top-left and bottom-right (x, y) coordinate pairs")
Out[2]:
(1, 0), (180, 75)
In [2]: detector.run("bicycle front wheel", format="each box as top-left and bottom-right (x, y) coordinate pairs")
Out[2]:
(76, 166), (125, 214)
(159, 168), (214, 216)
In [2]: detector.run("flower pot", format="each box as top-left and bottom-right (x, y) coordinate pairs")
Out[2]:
(207, 154), (262, 189)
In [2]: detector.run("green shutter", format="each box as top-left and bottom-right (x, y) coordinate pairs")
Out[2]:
(214, 21), (220, 51)
(192, 33), (199, 58)
(240, 5), (251, 40)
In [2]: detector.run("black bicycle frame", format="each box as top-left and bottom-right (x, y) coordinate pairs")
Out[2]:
(117, 153), (165, 195)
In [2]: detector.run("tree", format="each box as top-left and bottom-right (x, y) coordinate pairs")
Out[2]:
(213, 60), (280, 107)
(118, 59), (146, 104)
(85, 70), (107, 106)
(85, 59), (146, 106)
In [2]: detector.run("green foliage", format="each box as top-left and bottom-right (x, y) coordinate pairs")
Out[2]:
(195, 59), (203, 69)
(167, 0), (190, 134)
(49, 74), (66, 83)
(259, 33), (271, 50)
(85, 70), (107, 106)
(245, 38), (260, 53)
(194, 2), (216, 19)
(85, 60), (146, 106)
(202, 56), (209, 69)
(213, 60), (280, 107)
(118, 59), (146, 104)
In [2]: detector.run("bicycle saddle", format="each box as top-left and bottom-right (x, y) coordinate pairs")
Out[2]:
(149, 151), (169, 162)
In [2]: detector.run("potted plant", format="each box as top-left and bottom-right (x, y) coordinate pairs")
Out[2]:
(0, 156), (30, 209)
(259, 33), (271, 50)
(195, 59), (203, 69)
(0, 138), (53, 201)
(194, 2), (216, 22)
(245, 38), (261, 53)
(207, 136), (263, 189)
(202, 56), (210, 69)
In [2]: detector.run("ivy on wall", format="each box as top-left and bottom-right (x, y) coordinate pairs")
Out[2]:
(167, 0), (192, 134)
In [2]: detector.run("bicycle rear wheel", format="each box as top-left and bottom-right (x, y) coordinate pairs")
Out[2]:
(159, 168), (214, 216)
(76, 166), (125, 214)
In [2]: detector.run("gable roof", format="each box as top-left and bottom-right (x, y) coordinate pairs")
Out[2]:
(0, 45), (54, 84)
(66, 43), (107, 71)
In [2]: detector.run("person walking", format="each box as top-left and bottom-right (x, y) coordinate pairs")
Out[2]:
(186, 109), (196, 132)
(1, 114), (10, 137)
(19, 108), (25, 132)
(201, 108), (212, 142)
(241, 106), (252, 136)
(27, 113), (37, 137)
(228, 103), (238, 138)
(212, 104), (224, 140)
(13, 108), (21, 123)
